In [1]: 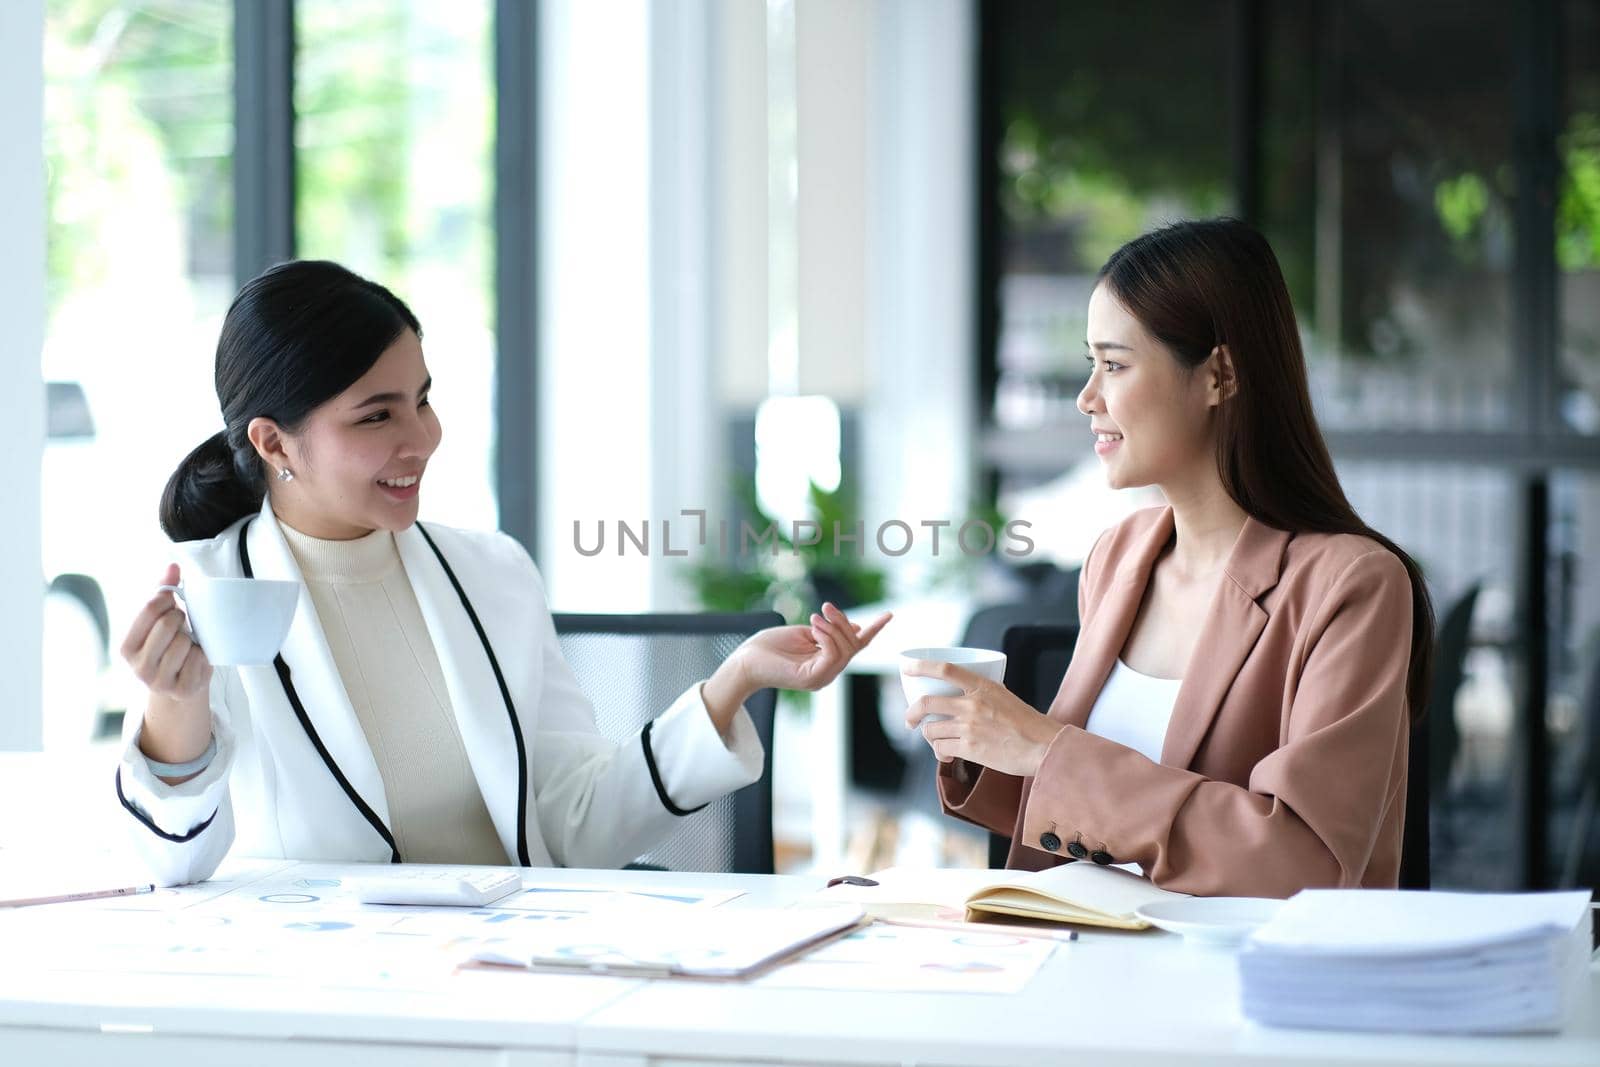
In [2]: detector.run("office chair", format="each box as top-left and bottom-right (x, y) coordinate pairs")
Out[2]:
(1398, 717), (1431, 889)
(869, 567), (1084, 799)
(893, 598), (1081, 820)
(985, 623), (1080, 868)
(1427, 583), (1482, 803)
(46, 572), (110, 663)
(1560, 640), (1600, 888)
(551, 611), (783, 874)
(958, 584), (1081, 655)
(1402, 581), (1482, 890)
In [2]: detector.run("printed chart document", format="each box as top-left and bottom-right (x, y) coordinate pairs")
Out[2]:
(1239, 889), (1595, 1034)
(467, 904), (867, 979)
(755, 921), (1060, 995)
(819, 864), (1188, 931)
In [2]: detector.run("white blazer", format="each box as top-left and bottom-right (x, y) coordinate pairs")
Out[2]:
(115, 501), (764, 886)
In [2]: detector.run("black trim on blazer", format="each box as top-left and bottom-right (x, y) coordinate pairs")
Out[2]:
(640, 720), (708, 817)
(240, 520), (402, 864)
(115, 766), (218, 843)
(414, 522), (533, 867)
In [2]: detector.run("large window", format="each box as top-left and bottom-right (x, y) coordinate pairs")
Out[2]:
(296, 0), (496, 531)
(1561, 0), (1600, 434)
(42, 0), (234, 747)
(986, 0), (1232, 451)
(40, 0), (498, 750)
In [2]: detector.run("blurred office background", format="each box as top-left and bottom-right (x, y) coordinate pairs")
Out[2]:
(1, 0), (1597, 893)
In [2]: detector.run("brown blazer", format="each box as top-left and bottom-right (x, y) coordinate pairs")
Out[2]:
(940, 505), (1414, 898)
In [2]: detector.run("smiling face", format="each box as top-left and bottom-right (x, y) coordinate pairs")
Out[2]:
(250, 328), (441, 539)
(1077, 283), (1226, 493)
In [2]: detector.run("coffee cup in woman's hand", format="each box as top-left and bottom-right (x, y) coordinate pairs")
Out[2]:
(899, 646), (1007, 723)
(154, 573), (298, 667)
(123, 563), (296, 690)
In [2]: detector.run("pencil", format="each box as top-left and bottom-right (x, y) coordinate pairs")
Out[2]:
(874, 915), (1079, 943)
(0, 884), (156, 908)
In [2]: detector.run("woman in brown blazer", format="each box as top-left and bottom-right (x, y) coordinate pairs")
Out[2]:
(907, 218), (1435, 898)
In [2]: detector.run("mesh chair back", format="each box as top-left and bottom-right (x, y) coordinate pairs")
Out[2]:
(551, 612), (782, 874)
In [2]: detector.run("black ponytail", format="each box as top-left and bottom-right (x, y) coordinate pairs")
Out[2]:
(159, 260), (422, 541)
(160, 431), (267, 542)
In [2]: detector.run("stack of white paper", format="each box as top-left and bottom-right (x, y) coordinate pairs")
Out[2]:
(1239, 889), (1593, 1034)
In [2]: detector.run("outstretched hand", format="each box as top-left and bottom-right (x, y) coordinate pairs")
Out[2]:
(737, 602), (893, 693)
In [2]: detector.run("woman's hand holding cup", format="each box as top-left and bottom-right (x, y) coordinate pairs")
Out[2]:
(122, 564), (213, 703)
(901, 647), (1064, 777)
(122, 564), (215, 775)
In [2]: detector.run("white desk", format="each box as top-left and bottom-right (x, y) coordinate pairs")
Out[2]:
(1, 861), (1596, 1067)
(578, 928), (1600, 1067)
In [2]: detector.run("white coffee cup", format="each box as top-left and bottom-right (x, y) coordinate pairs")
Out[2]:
(157, 577), (299, 666)
(899, 646), (1008, 724)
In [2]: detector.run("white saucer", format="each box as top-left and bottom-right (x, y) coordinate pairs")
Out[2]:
(1134, 897), (1283, 946)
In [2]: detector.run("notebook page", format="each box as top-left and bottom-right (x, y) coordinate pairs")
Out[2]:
(1015, 860), (1189, 917)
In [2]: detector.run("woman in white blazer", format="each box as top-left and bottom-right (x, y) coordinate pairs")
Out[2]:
(117, 260), (888, 886)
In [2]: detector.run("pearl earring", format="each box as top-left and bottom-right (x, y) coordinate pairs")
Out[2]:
(277, 467), (294, 483)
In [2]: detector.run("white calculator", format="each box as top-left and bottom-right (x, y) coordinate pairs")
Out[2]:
(348, 867), (524, 907)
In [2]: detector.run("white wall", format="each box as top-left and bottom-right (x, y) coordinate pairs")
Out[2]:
(0, 0), (45, 751)
(648, 0), (717, 611)
(714, 0), (769, 411)
(795, 0), (869, 403)
(537, 0), (730, 612)
(862, 0), (976, 589)
(532, 0), (976, 609)
(537, 0), (654, 610)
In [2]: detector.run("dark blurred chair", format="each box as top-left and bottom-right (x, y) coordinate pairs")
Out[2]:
(47, 572), (110, 666)
(960, 599), (1078, 657)
(1398, 719), (1431, 889)
(1427, 583), (1483, 802)
(896, 587), (1082, 817)
(985, 622), (1080, 867)
(551, 611), (782, 874)
(1560, 640), (1600, 888)
(1409, 582), (1483, 888)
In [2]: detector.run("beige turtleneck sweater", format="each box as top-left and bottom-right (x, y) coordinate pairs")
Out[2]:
(279, 522), (508, 866)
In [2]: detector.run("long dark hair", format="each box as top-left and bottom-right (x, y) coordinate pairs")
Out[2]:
(160, 260), (422, 541)
(1097, 218), (1435, 722)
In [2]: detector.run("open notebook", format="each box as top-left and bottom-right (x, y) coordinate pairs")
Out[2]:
(820, 864), (1189, 931)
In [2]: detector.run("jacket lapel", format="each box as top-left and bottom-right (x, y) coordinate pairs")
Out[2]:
(1159, 516), (1290, 768)
(1046, 508), (1176, 729)
(248, 504), (392, 828)
(394, 524), (528, 866)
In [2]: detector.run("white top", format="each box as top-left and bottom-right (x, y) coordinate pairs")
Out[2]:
(1082, 658), (1182, 765)
(279, 522), (508, 865)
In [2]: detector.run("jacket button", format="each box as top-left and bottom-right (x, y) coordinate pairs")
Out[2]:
(1066, 841), (1089, 860)
(1039, 831), (1061, 852)
(1090, 850), (1114, 865)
